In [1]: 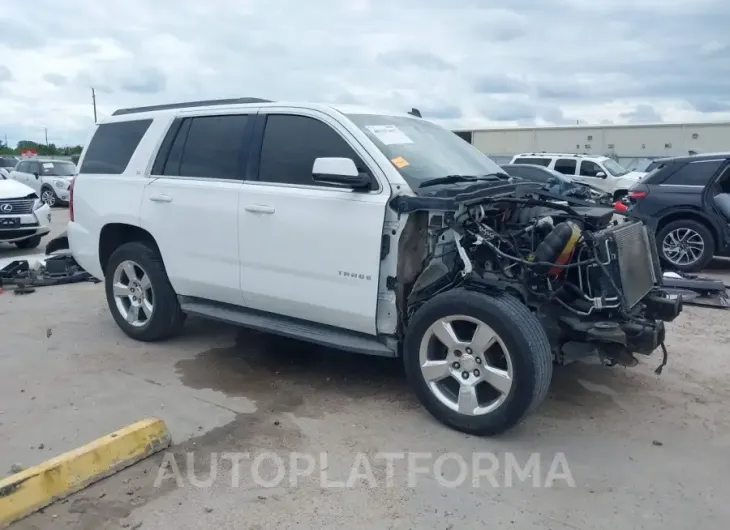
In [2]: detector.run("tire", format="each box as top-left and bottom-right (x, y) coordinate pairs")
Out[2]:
(105, 241), (185, 341)
(15, 235), (42, 249)
(40, 186), (57, 207)
(656, 219), (715, 273)
(403, 289), (553, 436)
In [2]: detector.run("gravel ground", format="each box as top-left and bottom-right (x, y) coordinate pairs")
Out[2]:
(2, 210), (729, 530)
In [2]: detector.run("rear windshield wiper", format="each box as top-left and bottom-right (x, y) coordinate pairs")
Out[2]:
(419, 173), (509, 188)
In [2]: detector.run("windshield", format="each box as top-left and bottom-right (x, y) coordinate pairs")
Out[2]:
(41, 161), (76, 176)
(602, 158), (629, 176)
(346, 113), (505, 189)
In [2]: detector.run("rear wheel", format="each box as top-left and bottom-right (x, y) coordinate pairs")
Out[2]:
(657, 219), (715, 272)
(105, 242), (185, 341)
(403, 289), (553, 436)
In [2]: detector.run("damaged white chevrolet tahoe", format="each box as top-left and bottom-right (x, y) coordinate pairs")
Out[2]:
(68, 98), (682, 435)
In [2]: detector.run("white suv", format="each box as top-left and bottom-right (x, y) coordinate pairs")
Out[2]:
(68, 98), (679, 435)
(509, 153), (646, 199)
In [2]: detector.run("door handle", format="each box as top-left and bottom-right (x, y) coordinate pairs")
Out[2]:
(244, 205), (275, 214)
(149, 194), (172, 203)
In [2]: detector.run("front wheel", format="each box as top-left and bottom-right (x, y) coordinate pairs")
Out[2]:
(403, 289), (553, 436)
(105, 241), (186, 341)
(40, 187), (57, 207)
(15, 235), (42, 249)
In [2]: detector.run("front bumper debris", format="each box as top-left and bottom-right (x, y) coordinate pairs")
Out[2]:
(0, 250), (98, 295)
(660, 271), (730, 309)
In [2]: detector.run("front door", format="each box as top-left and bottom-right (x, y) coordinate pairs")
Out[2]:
(238, 110), (390, 335)
(576, 160), (613, 193)
(140, 113), (254, 306)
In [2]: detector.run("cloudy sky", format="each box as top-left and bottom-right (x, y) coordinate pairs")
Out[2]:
(0, 0), (728, 147)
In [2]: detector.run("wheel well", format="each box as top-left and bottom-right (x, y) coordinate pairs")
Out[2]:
(656, 212), (718, 246)
(99, 223), (159, 274)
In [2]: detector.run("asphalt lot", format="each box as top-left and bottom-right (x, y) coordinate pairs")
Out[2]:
(2, 209), (730, 529)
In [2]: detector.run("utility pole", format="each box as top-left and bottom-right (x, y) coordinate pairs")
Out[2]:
(44, 128), (48, 145)
(91, 87), (98, 124)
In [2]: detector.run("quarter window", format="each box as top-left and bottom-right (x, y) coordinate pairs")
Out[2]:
(79, 119), (152, 175)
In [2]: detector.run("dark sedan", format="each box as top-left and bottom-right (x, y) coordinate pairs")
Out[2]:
(501, 163), (611, 202)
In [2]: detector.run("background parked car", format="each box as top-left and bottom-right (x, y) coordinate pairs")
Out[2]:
(7, 158), (76, 206)
(627, 152), (730, 272)
(509, 152), (646, 200)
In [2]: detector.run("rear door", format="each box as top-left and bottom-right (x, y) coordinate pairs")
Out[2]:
(141, 112), (255, 306)
(237, 109), (390, 334)
(553, 158), (577, 176)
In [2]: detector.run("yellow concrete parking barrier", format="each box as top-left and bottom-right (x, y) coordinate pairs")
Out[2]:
(0, 417), (171, 528)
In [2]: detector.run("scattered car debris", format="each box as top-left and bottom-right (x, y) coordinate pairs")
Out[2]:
(660, 271), (730, 309)
(0, 249), (98, 294)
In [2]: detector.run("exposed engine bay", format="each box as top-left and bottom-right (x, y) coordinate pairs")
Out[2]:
(393, 182), (683, 372)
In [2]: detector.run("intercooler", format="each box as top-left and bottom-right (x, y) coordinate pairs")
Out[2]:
(593, 221), (659, 309)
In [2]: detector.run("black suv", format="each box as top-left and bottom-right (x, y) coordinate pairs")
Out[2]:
(627, 152), (730, 272)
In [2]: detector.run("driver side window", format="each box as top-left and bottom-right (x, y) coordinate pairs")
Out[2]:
(257, 114), (375, 189)
(579, 161), (602, 177)
(17, 161), (29, 173)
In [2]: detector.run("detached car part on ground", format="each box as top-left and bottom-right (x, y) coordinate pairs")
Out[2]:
(0, 178), (52, 249)
(68, 100), (685, 436)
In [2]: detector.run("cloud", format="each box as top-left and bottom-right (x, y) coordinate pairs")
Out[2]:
(0, 0), (728, 147)
(620, 104), (664, 124)
(0, 66), (12, 83)
(43, 73), (67, 87)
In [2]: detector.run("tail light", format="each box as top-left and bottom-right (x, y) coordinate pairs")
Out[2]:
(614, 201), (628, 212)
(69, 176), (76, 221)
(628, 190), (648, 199)
(628, 184), (649, 200)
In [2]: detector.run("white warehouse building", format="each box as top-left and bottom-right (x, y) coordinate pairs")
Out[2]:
(454, 121), (730, 169)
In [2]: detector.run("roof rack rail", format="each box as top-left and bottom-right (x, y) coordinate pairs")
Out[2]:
(111, 97), (273, 116)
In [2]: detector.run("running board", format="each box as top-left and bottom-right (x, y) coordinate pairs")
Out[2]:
(178, 296), (397, 357)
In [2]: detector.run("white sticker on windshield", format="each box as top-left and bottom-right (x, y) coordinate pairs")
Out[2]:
(42, 162), (54, 168)
(365, 125), (413, 145)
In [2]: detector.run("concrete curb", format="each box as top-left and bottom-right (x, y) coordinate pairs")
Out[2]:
(0, 418), (171, 528)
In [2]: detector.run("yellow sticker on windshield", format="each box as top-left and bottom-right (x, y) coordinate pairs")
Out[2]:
(391, 156), (409, 169)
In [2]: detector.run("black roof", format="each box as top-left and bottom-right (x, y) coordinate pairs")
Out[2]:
(654, 152), (730, 164)
(112, 97), (273, 116)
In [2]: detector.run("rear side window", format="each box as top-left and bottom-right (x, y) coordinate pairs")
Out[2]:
(554, 159), (577, 175)
(79, 119), (152, 174)
(663, 160), (723, 186)
(156, 115), (250, 179)
(16, 161), (29, 172)
(514, 157), (550, 166)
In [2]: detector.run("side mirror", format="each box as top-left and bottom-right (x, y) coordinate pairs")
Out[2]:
(596, 171), (606, 178)
(311, 157), (371, 189)
(33, 172), (39, 179)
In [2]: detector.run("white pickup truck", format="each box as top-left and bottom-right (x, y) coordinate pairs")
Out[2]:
(68, 98), (681, 435)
